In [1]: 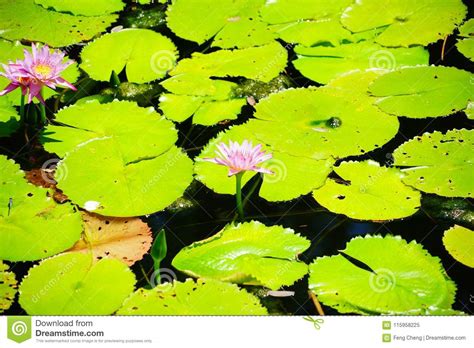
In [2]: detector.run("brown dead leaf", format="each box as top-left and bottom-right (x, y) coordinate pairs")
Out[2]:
(25, 169), (55, 188)
(25, 169), (70, 203)
(68, 212), (152, 266)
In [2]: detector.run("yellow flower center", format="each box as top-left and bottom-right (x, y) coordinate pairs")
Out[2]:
(33, 64), (52, 77)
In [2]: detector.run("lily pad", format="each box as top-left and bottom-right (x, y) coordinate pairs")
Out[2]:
(443, 225), (474, 268)
(195, 123), (334, 201)
(118, 278), (268, 315)
(0, 261), (17, 313)
(369, 66), (474, 118)
(0, 155), (83, 261)
(260, 0), (360, 46)
(19, 253), (136, 315)
(323, 69), (385, 103)
(393, 129), (473, 198)
(253, 87), (399, 159)
(159, 74), (246, 125)
(341, 0), (467, 47)
(0, 40), (80, 105)
(456, 19), (474, 61)
(43, 100), (177, 159)
(313, 161), (421, 221)
(67, 212), (153, 266)
(309, 235), (457, 315)
(80, 29), (178, 83)
(35, 0), (125, 16)
(170, 42), (287, 83)
(166, 0), (273, 48)
(0, 0), (118, 47)
(466, 102), (474, 120)
(42, 101), (194, 217)
(172, 221), (310, 290)
(293, 42), (428, 84)
(0, 98), (19, 138)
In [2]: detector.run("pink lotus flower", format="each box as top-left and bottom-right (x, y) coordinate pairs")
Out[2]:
(0, 43), (76, 104)
(204, 140), (274, 177)
(0, 62), (30, 96)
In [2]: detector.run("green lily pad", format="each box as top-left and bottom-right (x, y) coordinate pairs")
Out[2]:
(19, 253), (136, 315)
(42, 101), (193, 217)
(466, 102), (474, 120)
(43, 100), (177, 160)
(341, 0), (467, 47)
(313, 161), (421, 221)
(58, 143), (193, 217)
(1, 261), (17, 313)
(159, 74), (246, 125)
(369, 66), (474, 118)
(172, 221), (310, 290)
(260, 0), (361, 46)
(323, 69), (385, 103)
(166, 0), (273, 48)
(0, 98), (19, 138)
(253, 87), (399, 159)
(309, 235), (457, 315)
(443, 225), (474, 268)
(293, 42), (428, 84)
(170, 42), (287, 83)
(81, 29), (178, 83)
(195, 122), (334, 201)
(393, 129), (473, 198)
(117, 278), (268, 315)
(456, 19), (474, 61)
(0, 39), (24, 64)
(0, 155), (82, 261)
(0, 40), (80, 105)
(0, 0), (118, 47)
(35, 0), (124, 16)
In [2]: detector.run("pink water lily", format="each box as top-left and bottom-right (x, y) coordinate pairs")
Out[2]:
(0, 62), (30, 96)
(0, 43), (76, 104)
(204, 140), (274, 177)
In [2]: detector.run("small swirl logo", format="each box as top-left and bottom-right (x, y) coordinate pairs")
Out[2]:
(369, 269), (396, 293)
(150, 50), (176, 76)
(264, 159), (287, 184)
(150, 268), (177, 290)
(384, 152), (394, 166)
(11, 321), (28, 336)
(369, 50), (397, 70)
(41, 158), (68, 184)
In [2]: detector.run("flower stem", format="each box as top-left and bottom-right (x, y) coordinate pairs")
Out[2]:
(19, 94), (25, 124)
(235, 172), (244, 220)
(39, 102), (46, 126)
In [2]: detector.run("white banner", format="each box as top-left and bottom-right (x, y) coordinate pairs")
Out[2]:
(0, 316), (472, 347)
